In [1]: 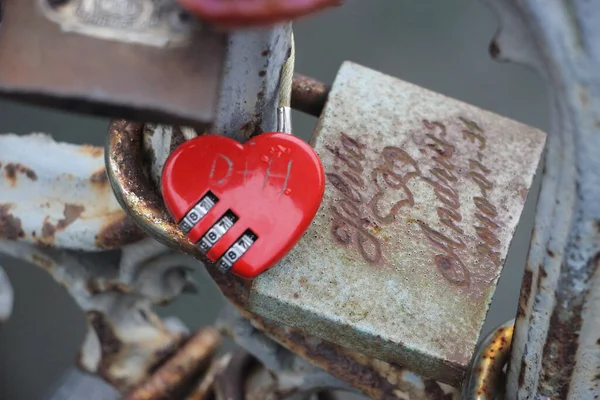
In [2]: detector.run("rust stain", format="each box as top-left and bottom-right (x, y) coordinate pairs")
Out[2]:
(39, 204), (85, 245)
(95, 213), (145, 249)
(3, 162), (37, 186)
(60, 204), (85, 229)
(517, 269), (534, 317)
(80, 145), (104, 158)
(87, 312), (121, 356)
(41, 218), (56, 242)
(0, 204), (25, 239)
(31, 254), (54, 270)
(229, 305), (460, 398)
(518, 357), (527, 388)
(535, 265), (546, 292)
(469, 324), (514, 399)
(122, 328), (221, 400)
(519, 186), (528, 202)
(106, 120), (201, 256)
(537, 252), (600, 397)
(239, 114), (263, 140)
(86, 280), (131, 295)
(292, 73), (330, 119)
(90, 168), (109, 186)
(4, 164), (15, 184)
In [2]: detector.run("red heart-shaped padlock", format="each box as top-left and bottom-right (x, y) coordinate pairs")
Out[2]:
(161, 132), (325, 279)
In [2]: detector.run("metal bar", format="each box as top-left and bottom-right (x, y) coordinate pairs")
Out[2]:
(291, 73), (330, 117)
(0, 133), (144, 251)
(211, 25), (293, 142)
(482, 0), (600, 398)
(122, 328), (221, 400)
(463, 320), (514, 399)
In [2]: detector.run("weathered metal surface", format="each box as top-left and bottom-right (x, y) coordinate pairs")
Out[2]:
(0, 0), (225, 127)
(106, 116), (459, 399)
(123, 327), (220, 400)
(216, 303), (357, 396)
(481, 1), (600, 399)
(0, 133), (144, 250)
(247, 62), (546, 385)
(291, 73), (331, 118)
(106, 121), (201, 256)
(0, 233), (198, 391)
(225, 304), (460, 399)
(463, 319), (514, 399)
(212, 25), (292, 142)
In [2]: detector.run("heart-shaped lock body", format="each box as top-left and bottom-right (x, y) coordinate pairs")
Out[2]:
(161, 132), (325, 279)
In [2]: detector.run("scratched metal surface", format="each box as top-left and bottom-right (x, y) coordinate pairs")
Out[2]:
(248, 62), (546, 386)
(0, 0), (225, 127)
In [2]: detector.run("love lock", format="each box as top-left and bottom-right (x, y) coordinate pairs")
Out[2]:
(107, 61), (546, 389)
(247, 62), (546, 386)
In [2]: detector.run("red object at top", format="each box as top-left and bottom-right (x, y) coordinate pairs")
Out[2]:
(161, 132), (325, 279)
(176, 0), (343, 28)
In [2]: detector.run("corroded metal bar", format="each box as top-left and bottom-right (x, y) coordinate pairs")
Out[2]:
(0, 133), (144, 250)
(212, 25), (292, 142)
(483, 0), (600, 398)
(463, 320), (514, 399)
(0, 237), (198, 391)
(122, 328), (221, 400)
(291, 73), (330, 117)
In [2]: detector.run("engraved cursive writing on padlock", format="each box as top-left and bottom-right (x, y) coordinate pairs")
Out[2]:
(326, 117), (504, 288)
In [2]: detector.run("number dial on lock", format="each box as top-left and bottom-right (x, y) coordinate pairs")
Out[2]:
(161, 132), (325, 279)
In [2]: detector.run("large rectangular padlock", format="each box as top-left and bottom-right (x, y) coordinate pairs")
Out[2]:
(244, 62), (546, 385)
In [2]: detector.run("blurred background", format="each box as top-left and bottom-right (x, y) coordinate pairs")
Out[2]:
(0, 1), (548, 399)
